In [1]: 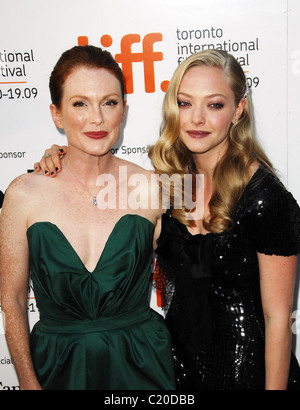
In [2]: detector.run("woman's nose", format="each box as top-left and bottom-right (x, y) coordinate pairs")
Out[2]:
(191, 106), (205, 125)
(90, 106), (104, 125)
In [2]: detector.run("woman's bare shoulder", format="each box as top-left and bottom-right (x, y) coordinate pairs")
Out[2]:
(4, 172), (49, 201)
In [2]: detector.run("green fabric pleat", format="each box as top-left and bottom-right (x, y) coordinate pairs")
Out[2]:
(27, 215), (175, 390)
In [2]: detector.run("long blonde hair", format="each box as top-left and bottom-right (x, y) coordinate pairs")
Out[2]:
(148, 50), (273, 232)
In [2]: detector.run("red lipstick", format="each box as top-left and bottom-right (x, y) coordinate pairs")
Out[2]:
(84, 131), (108, 139)
(187, 131), (210, 139)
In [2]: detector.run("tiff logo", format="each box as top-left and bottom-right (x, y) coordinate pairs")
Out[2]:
(78, 34), (169, 94)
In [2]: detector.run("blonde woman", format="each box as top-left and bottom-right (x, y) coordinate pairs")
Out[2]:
(149, 50), (300, 390)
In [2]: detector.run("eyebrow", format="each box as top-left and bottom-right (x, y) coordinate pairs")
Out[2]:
(177, 92), (228, 100)
(68, 93), (121, 101)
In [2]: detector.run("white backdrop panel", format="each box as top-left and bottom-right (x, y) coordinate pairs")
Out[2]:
(0, 0), (299, 389)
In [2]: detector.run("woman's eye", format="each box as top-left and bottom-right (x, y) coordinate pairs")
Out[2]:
(73, 101), (86, 107)
(177, 100), (190, 107)
(104, 99), (118, 106)
(210, 103), (224, 110)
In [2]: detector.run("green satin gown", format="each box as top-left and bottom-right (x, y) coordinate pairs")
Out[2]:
(27, 214), (175, 390)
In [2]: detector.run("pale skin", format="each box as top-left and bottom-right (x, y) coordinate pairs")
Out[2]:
(0, 66), (162, 389)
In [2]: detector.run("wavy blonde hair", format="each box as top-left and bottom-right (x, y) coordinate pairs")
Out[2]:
(148, 50), (273, 232)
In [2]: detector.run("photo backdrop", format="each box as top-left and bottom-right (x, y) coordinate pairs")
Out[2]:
(0, 0), (299, 389)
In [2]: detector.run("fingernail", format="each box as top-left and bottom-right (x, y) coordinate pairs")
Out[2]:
(59, 149), (64, 153)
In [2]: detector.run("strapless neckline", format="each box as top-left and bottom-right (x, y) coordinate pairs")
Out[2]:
(27, 214), (154, 274)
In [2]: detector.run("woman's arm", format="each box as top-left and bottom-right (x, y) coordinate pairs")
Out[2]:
(258, 252), (297, 390)
(0, 178), (42, 389)
(34, 144), (67, 177)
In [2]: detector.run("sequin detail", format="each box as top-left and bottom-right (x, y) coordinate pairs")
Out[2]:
(155, 166), (300, 390)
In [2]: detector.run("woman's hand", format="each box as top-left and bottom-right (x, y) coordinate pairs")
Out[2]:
(34, 144), (67, 177)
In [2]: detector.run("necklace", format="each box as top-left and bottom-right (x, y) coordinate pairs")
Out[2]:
(65, 164), (98, 206)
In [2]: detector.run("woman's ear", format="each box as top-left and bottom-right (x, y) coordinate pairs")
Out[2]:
(232, 98), (246, 124)
(50, 104), (63, 129)
(121, 100), (127, 122)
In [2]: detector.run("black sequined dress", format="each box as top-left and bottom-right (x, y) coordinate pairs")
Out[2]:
(155, 166), (300, 390)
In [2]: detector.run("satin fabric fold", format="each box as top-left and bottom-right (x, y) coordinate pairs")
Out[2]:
(27, 215), (175, 390)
